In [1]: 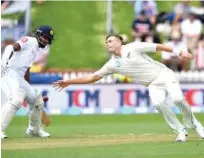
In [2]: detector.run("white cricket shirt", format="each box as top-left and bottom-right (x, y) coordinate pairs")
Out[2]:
(94, 42), (167, 85)
(2, 36), (40, 76)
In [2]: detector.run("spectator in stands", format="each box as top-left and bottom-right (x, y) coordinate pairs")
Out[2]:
(132, 10), (153, 42)
(165, 0), (191, 38)
(201, 0), (204, 7)
(132, 10), (160, 43)
(30, 47), (50, 73)
(195, 35), (204, 70)
(181, 12), (202, 53)
(133, 0), (157, 24)
(120, 34), (129, 44)
(1, 0), (13, 13)
(36, 0), (44, 4)
(173, 0), (191, 24)
(161, 32), (188, 71)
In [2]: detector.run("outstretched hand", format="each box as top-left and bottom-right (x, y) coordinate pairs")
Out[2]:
(180, 51), (193, 60)
(52, 80), (70, 91)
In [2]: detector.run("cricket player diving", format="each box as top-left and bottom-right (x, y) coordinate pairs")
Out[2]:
(53, 34), (204, 142)
(1, 25), (54, 139)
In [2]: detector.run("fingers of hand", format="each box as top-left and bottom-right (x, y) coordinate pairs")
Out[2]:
(182, 53), (193, 60)
(189, 54), (193, 59)
(54, 86), (63, 92)
(52, 80), (67, 91)
(186, 55), (193, 60)
(52, 80), (63, 85)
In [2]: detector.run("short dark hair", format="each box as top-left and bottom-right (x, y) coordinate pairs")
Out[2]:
(140, 10), (145, 16)
(188, 12), (195, 17)
(106, 34), (123, 43)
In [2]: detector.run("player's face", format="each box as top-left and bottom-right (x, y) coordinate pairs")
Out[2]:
(39, 35), (50, 46)
(106, 36), (122, 53)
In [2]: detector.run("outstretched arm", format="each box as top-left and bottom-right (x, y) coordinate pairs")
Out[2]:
(24, 68), (31, 82)
(133, 42), (193, 60)
(156, 44), (173, 52)
(53, 60), (113, 91)
(156, 44), (193, 60)
(52, 74), (102, 91)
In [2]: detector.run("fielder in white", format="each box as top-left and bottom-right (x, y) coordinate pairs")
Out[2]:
(1, 25), (54, 139)
(53, 35), (204, 142)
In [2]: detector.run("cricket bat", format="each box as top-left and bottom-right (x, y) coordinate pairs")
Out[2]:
(42, 96), (52, 126)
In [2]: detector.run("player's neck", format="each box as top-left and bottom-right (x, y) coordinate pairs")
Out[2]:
(114, 47), (122, 57)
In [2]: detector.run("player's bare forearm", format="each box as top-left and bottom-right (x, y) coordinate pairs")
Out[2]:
(156, 44), (173, 53)
(156, 44), (193, 60)
(53, 75), (102, 91)
(66, 75), (101, 84)
(24, 68), (30, 82)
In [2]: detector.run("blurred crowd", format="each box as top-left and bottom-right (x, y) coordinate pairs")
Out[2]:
(1, 0), (204, 73)
(130, 0), (204, 71)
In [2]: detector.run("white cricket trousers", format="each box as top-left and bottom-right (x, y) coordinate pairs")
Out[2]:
(1, 69), (43, 133)
(1, 69), (37, 105)
(148, 68), (203, 133)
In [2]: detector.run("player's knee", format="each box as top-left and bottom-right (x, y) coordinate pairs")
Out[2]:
(154, 103), (163, 110)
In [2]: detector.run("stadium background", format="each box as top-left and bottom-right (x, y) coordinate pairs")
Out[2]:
(1, 1), (204, 158)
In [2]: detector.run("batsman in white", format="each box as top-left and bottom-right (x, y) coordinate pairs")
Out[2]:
(53, 35), (204, 142)
(1, 25), (54, 139)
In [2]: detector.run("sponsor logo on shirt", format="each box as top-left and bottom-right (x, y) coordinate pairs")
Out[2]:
(116, 60), (121, 68)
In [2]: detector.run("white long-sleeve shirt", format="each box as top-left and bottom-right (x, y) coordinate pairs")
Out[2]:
(94, 42), (167, 85)
(1, 36), (40, 77)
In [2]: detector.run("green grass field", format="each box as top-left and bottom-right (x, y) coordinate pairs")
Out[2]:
(2, 114), (204, 158)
